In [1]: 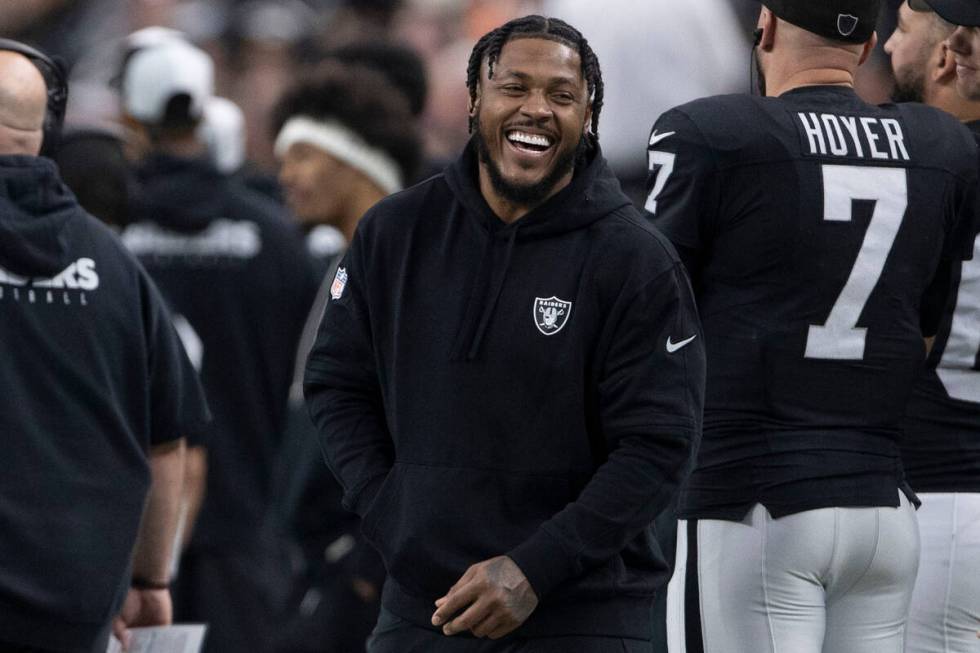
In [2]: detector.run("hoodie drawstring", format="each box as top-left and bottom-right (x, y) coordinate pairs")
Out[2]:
(467, 226), (518, 360)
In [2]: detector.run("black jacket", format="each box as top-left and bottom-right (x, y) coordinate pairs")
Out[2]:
(305, 142), (705, 639)
(0, 156), (208, 651)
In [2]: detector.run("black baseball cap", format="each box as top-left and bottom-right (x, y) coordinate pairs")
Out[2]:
(762, 0), (882, 43)
(914, 0), (980, 26)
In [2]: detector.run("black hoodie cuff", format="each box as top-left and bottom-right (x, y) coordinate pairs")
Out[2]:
(507, 527), (578, 600)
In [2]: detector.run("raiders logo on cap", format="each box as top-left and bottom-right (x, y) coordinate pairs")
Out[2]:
(837, 13), (859, 36)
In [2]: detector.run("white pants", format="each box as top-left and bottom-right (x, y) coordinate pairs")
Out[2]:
(668, 494), (919, 653)
(905, 492), (980, 653)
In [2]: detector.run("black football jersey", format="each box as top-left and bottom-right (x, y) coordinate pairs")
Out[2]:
(647, 87), (978, 519)
(901, 121), (980, 493)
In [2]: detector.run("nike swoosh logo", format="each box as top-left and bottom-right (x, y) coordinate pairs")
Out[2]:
(649, 130), (675, 147)
(666, 334), (697, 353)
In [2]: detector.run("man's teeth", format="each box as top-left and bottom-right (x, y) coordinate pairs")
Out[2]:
(507, 131), (552, 148)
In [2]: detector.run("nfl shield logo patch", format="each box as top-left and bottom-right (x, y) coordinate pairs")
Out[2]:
(837, 13), (859, 37)
(533, 296), (572, 336)
(330, 267), (348, 300)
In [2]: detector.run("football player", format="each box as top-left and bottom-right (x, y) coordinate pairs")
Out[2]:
(886, 2), (980, 651)
(646, 1), (979, 651)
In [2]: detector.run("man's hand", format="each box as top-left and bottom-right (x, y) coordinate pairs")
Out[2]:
(111, 588), (172, 650)
(431, 556), (538, 639)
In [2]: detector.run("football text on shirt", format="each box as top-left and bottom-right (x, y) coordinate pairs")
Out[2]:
(0, 258), (99, 305)
(797, 113), (910, 162)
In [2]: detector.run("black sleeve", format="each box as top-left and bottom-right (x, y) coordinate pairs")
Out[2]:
(920, 258), (955, 338)
(303, 228), (394, 519)
(141, 269), (211, 446)
(508, 262), (705, 598)
(643, 109), (719, 281)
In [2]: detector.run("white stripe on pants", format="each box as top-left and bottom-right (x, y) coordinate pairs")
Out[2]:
(667, 493), (919, 653)
(905, 492), (980, 653)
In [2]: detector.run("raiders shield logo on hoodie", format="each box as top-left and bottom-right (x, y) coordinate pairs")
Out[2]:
(533, 296), (572, 336)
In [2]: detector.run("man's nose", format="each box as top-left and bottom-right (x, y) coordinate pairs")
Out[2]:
(520, 91), (553, 121)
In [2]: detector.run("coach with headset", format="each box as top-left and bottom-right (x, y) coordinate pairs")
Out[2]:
(0, 40), (209, 653)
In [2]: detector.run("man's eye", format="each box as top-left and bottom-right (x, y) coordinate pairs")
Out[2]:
(553, 94), (574, 104)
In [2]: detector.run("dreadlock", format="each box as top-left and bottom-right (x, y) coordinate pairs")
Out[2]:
(465, 15), (604, 144)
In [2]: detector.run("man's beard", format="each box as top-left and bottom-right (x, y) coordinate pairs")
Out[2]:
(475, 120), (585, 208)
(891, 72), (926, 103)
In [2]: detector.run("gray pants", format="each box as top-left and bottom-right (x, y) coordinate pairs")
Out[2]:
(668, 494), (919, 653)
(367, 608), (651, 653)
(906, 492), (980, 653)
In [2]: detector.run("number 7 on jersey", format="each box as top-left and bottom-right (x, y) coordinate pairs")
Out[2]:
(805, 165), (908, 360)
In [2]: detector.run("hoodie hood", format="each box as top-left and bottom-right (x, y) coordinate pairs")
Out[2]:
(443, 139), (632, 360)
(0, 156), (80, 277)
(444, 137), (631, 239)
(136, 153), (227, 232)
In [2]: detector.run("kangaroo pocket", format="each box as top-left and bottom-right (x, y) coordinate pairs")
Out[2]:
(361, 462), (577, 598)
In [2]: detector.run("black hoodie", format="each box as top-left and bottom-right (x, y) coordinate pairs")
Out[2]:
(122, 154), (319, 552)
(0, 156), (209, 651)
(305, 142), (705, 639)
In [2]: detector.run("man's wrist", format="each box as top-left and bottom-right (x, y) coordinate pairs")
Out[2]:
(131, 576), (170, 590)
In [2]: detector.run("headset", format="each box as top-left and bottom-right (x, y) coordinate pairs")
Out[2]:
(0, 38), (68, 156)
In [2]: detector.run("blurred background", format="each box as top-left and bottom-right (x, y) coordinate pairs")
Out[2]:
(0, 0), (904, 200)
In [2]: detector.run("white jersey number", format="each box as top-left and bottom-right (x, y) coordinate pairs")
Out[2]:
(173, 314), (204, 372)
(805, 165), (908, 360)
(937, 234), (980, 403)
(644, 150), (676, 215)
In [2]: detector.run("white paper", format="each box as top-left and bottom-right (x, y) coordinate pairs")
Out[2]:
(106, 625), (207, 653)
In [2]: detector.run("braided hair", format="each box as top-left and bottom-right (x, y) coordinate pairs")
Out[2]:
(465, 15), (604, 144)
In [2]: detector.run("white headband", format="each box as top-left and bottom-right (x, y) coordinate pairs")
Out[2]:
(274, 116), (403, 195)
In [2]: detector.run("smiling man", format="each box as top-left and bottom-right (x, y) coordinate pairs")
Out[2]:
(304, 14), (705, 653)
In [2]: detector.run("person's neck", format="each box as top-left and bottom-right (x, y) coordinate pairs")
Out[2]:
(928, 84), (980, 124)
(766, 68), (855, 97)
(764, 49), (858, 97)
(477, 164), (573, 224)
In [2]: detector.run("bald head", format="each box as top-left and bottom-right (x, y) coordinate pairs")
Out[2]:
(0, 51), (48, 156)
(756, 7), (878, 96)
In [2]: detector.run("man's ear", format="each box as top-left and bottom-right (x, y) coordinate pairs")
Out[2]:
(934, 42), (957, 83)
(759, 8), (777, 52)
(582, 103), (593, 136)
(859, 32), (878, 66)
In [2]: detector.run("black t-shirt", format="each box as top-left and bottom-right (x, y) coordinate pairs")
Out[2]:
(123, 155), (319, 552)
(0, 155), (209, 652)
(902, 120), (980, 493)
(647, 87), (978, 520)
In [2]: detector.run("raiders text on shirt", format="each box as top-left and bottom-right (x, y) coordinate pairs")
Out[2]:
(122, 219), (262, 260)
(0, 258), (99, 305)
(797, 112), (910, 162)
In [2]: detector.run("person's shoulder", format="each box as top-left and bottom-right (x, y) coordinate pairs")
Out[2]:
(221, 179), (292, 229)
(891, 101), (977, 177)
(655, 94), (776, 165)
(665, 94), (768, 135)
(671, 93), (762, 122)
(592, 205), (683, 278)
(71, 209), (143, 269)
